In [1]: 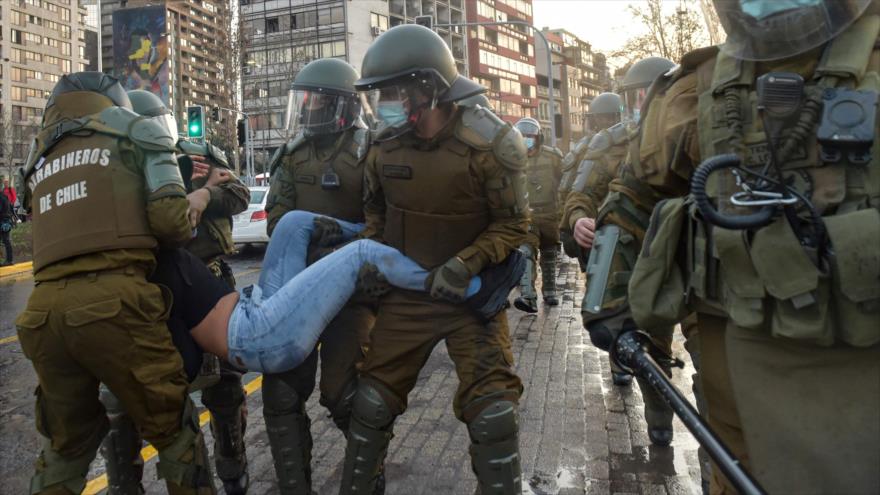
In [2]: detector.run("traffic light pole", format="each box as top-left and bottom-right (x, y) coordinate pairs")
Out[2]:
(433, 21), (558, 147)
(214, 106), (255, 186)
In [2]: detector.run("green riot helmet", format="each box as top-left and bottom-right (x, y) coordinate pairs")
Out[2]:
(621, 57), (675, 123)
(285, 58), (363, 137)
(356, 24), (485, 139)
(514, 117), (543, 153)
(586, 92), (622, 132)
(43, 71), (132, 127)
(713, 0), (872, 61)
(127, 89), (179, 138)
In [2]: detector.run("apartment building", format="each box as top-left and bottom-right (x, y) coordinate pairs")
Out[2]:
(99, 0), (235, 147)
(240, 0), (388, 154)
(537, 27), (610, 150)
(387, 0), (468, 77)
(466, 0), (537, 124)
(1, 0), (94, 178)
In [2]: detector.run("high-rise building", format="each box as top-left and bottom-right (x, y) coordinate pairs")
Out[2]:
(1, 0), (95, 178)
(466, 0), (537, 124)
(537, 27), (610, 150)
(99, 0), (236, 150)
(239, 0), (389, 155)
(387, 0), (469, 77)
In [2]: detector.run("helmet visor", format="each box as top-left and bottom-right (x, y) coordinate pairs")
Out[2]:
(361, 80), (438, 140)
(715, 0), (871, 61)
(285, 89), (361, 137)
(623, 87), (649, 123)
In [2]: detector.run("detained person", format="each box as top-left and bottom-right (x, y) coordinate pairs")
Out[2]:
(155, 206), (525, 377)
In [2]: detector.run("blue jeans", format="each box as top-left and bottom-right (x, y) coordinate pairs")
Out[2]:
(227, 211), (479, 373)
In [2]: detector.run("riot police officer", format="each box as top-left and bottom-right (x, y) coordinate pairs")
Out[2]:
(625, 1), (879, 492)
(15, 72), (215, 494)
(263, 57), (374, 494)
(98, 89), (250, 495)
(342, 24), (529, 494)
(512, 117), (563, 313)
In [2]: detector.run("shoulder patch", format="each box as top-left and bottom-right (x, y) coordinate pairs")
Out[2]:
(129, 115), (177, 151)
(455, 105), (506, 150)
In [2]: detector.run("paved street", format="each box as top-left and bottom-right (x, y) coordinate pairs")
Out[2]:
(0, 246), (702, 495)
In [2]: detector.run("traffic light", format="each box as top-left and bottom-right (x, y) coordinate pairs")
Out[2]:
(414, 15), (433, 30)
(211, 106), (220, 122)
(187, 106), (204, 138)
(237, 119), (247, 146)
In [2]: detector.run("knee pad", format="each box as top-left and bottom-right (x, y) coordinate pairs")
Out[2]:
(262, 373), (306, 417)
(323, 380), (357, 432)
(466, 400), (518, 445)
(351, 381), (397, 430)
(155, 400), (214, 490)
(29, 439), (95, 495)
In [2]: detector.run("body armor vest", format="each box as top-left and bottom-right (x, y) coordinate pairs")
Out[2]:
(376, 135), (491, 269)
(690, 15), (880, 346)
(288, 128), (367, 223)
(526, 146), (561, 217)
(28, 133), (155, 272)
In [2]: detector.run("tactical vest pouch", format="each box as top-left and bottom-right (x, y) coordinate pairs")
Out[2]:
(629, 197), (688, 332)
(713, 228), (765, 329)
(824, 208), (880, 347)
(749, 219), (833, 345)
(384, 204), (490, 269)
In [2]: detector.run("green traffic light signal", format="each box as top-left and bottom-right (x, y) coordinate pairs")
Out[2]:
(187, 105), (204, 138)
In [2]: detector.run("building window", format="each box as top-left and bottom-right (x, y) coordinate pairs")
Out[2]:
(370, 12), (388, 31)
(11, 30), (23, 44)
(266, 17), (279, 33)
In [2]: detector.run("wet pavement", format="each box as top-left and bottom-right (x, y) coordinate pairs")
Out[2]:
(0, 247), (703, 494)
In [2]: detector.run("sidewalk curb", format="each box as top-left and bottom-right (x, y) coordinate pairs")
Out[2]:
(0, 261), (32, 278)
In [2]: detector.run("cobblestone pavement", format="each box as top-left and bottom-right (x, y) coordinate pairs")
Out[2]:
(1, 252), (703, 494)
(162, 258), (701, 495)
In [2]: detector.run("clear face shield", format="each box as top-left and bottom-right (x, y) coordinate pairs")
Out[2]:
(285, 89), (361, 137)
(715, 0), (872, 61)
(360, 74), (442, 140)
(623, 87), (649, 124)
(514, 121), (541, 151)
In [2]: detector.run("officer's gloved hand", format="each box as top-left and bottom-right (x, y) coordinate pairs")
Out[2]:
(426, 256), (471, 303)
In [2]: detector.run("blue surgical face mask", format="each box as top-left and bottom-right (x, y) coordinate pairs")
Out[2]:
(740, 0), (822, 20)
(524, 137), (536, 150)
(375, 102), (408, 127)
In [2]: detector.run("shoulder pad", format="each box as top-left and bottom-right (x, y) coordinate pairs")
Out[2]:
(352, 127), (370, 162)
(177, 140), (207, 156)
(268, 146), (285, 176)
(587, 130), (612, 154)
(96, 106), (140, 132)
(286, 133), (307, 155)
(680, 45), (719, 72)
(493, 125), (528, 170)
(607, 123), (630, 145)
(455, 105), (507, 150)
(128, 114), (177, 152)
(206, 143), (229, 168)
(542, 145), (564, 159)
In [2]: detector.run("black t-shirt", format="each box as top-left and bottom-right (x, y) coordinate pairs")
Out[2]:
(149, 249), (235, 381)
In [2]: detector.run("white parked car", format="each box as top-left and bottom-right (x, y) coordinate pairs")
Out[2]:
(232, 186), (270, 245)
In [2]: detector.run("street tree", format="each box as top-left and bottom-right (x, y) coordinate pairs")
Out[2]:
(612, 0), (709, 66)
